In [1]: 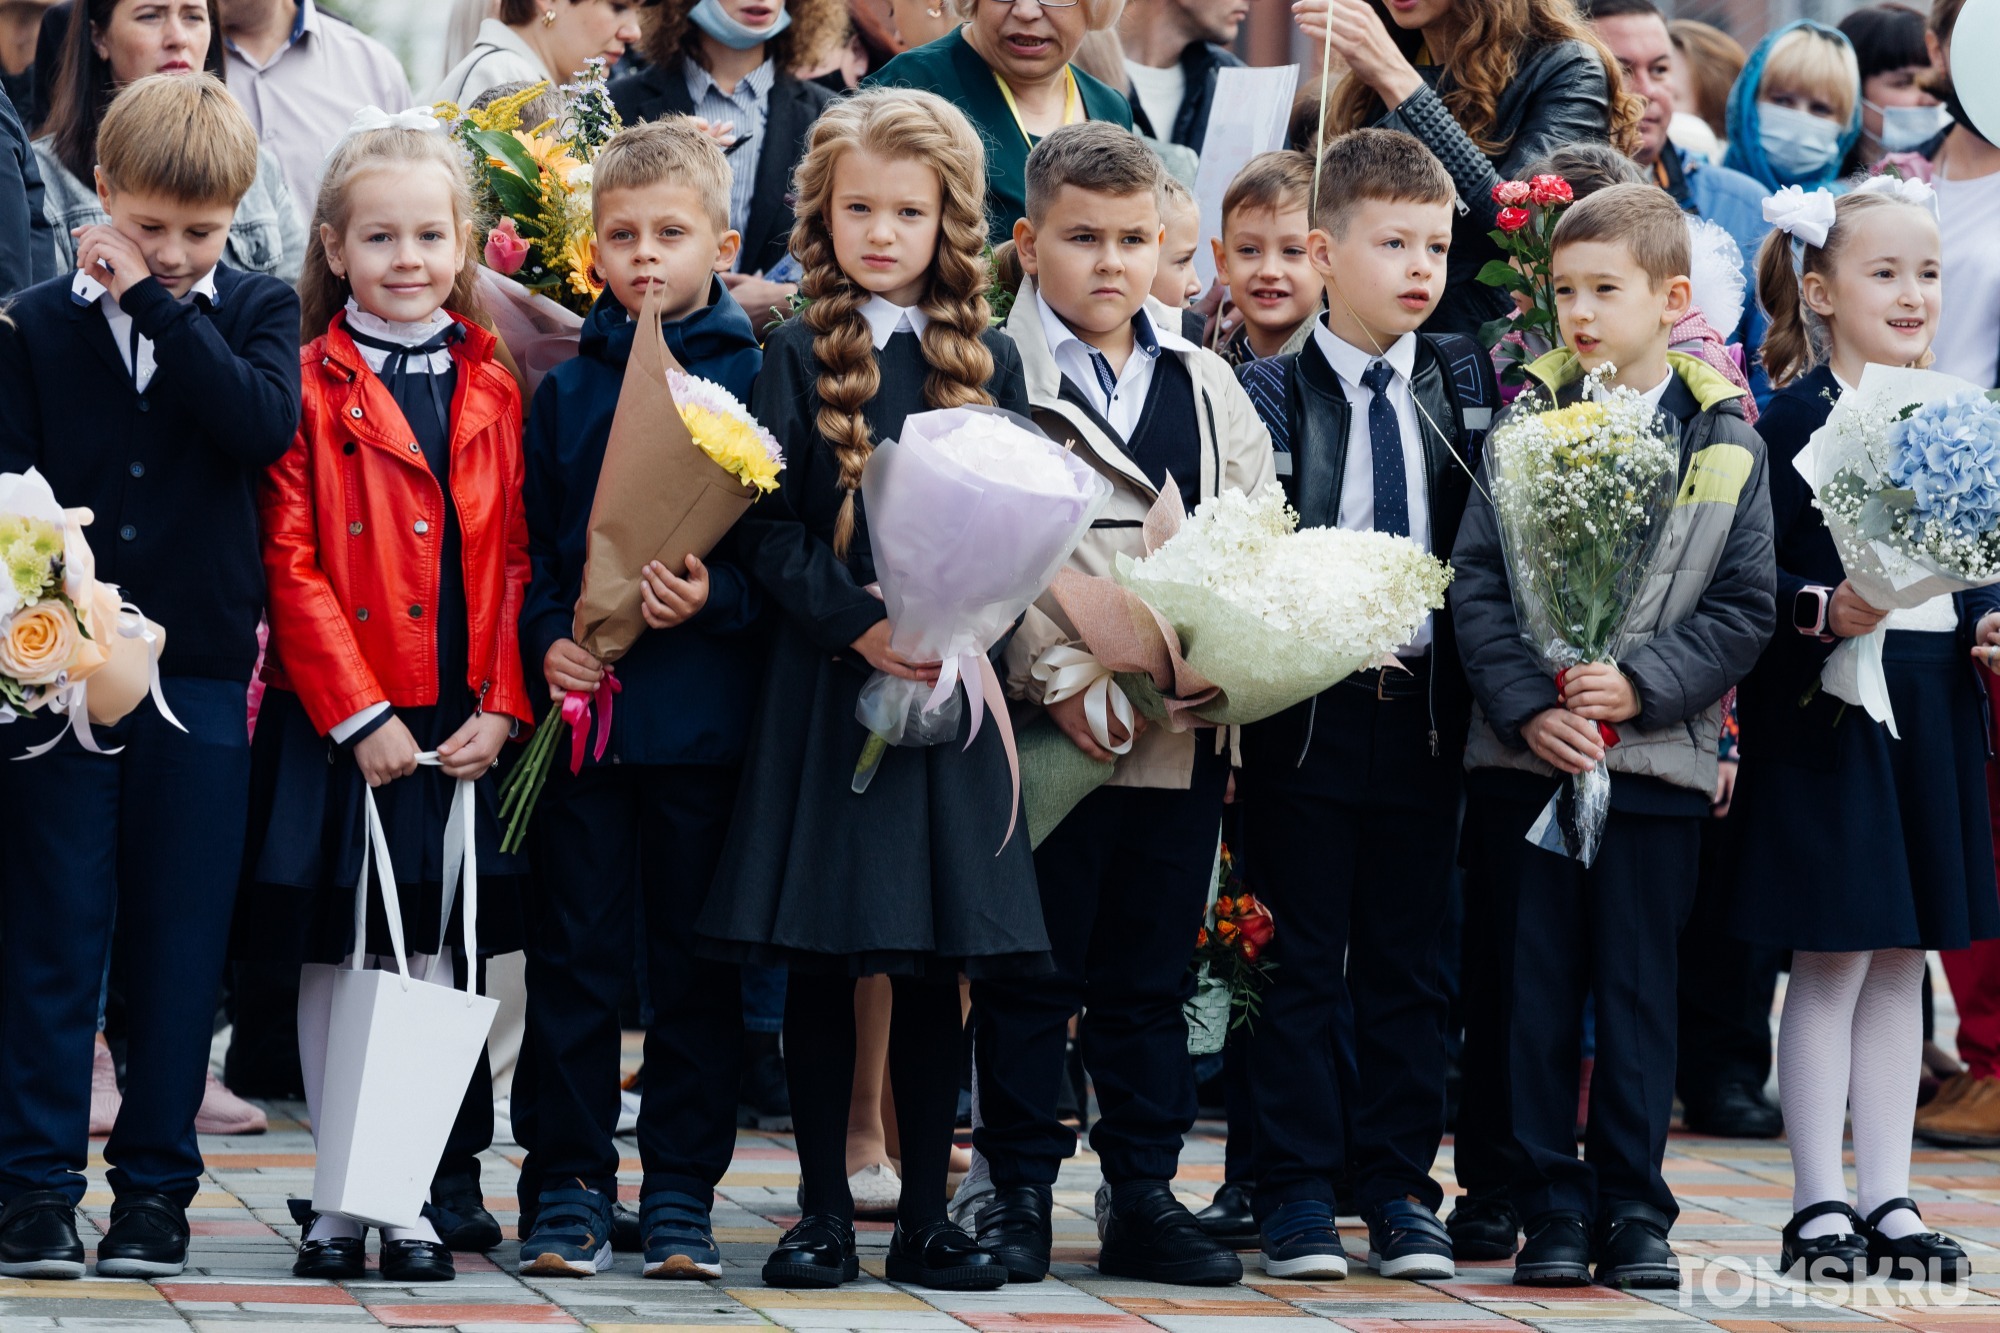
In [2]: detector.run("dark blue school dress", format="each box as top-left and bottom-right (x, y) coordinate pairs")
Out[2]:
(1727, 366), (2000, 952)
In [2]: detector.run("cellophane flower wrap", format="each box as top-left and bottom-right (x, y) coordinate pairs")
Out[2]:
(849, 408), (1112, 846)
(1186, 842), (1277, 1054)
(1486, 367), (1680, 866)
(1799, 364), (2000, 736)
(0, 469), (179, 755)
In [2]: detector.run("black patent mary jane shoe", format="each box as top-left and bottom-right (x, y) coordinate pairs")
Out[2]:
(886, 1217), (1009, 1290)
(762, 1213), (858, 1289)
(1780, 1201), (1867, 1284)
(1863, 1197), (1969, 1285)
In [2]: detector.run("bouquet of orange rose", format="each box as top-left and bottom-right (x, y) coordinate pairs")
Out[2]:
(0, 469), (176, 756)
(1185, 844), (1276, 1053)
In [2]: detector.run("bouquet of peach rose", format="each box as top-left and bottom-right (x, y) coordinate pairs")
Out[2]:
(0, 470), (177, 755)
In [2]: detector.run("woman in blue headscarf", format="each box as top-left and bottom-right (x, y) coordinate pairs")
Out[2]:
(1725, 19), (1864, 192)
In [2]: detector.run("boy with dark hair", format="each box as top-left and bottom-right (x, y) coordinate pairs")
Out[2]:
(977, 120), (1272, 1288)
(1233, 126), (1495, 1282)
(1451, 181), (1774, 1289)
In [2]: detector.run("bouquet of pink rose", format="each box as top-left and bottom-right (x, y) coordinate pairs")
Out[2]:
(1475, 173), (1576, 383)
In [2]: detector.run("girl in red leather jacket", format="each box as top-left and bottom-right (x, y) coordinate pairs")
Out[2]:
(233, 114), (534, 1285)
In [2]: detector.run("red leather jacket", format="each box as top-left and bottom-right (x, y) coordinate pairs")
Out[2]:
(260, 313), (535, 736)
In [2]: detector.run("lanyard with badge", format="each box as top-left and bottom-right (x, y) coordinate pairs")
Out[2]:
(993, 65), (1083, 147)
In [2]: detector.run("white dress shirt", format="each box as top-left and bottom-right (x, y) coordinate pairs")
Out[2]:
(73, 267), (220, 395)
(1311, 321), (1433, 650)
(859, 295), (930, 349)
(1037, 298), (1191, 442)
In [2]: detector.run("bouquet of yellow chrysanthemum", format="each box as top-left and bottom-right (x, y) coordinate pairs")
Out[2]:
(437, 59), (619, 317)
(0, 470), (178, 756)
(499, 294), (782, 850)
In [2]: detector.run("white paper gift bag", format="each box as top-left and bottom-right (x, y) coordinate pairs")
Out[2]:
(310, 765), (499, 1228)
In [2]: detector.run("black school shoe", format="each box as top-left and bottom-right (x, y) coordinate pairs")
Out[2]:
(1593, 1201), (1680, 1289)
(0, 1190), (85, 1278)
(763, 1213), (859, 1288)
(96, 1193), (189, 1278)
(1682, 1083), (1783, 1139)
(1446, 1191), (1519, 1261)
(382, 1235), (456, 1281)
(1863, 1198), (1970, 1284)
(1097, 1180), (1243, 1286)
(1512, 1211), (1590, 1286)
(1780, 1202), (1867, 1283)
(975, 1184), (1052, 1282)
(430, 1177), (503, 1252)
(289, 1200), (366, 1280)
(886, 1218), (1009, 1289)
(1193, 1182), (1260, 1249)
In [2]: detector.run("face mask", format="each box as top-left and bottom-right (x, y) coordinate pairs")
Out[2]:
(1866, 100), (1953, 152)
(689, 0), (790, 50)
(1758, 100), (1845, 181)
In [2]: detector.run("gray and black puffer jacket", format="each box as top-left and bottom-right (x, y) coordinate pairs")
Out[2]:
(1450, 349), (1776, 797)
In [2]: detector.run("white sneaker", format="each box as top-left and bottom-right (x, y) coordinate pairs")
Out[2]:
(849, 1162), (901, 1219)
(493, 1097), (516, 1147)
(616, 1088), (641, 1136)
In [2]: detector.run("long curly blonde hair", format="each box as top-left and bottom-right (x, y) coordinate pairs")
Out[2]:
(640, 0), (850, 79)
(1329, 0), (1641, 158)
(788, 88), (997, 558)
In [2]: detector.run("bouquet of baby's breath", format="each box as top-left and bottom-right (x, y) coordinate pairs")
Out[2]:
(1487, 366), (1680, 865)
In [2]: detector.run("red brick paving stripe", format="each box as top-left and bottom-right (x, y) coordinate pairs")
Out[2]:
(1105, 1297), (1308, 1315)
(1435, 1283), (1645, 1302)
(157, 1283), (358, 1305)
(956, 1316), (1157, 1330)
(1335, 1322), (1537, 1332)
(368, 1304), (582, 1327)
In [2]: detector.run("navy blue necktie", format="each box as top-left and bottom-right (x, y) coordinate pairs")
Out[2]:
(1361, 360), (1409, 538)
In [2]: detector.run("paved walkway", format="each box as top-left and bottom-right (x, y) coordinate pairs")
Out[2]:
(8, 1106), (2000, 1333)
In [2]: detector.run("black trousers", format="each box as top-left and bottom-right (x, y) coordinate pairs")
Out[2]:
(1468, 787), (1700, 1225)
(1242, 681), (1458, 1219)
(1676, 819), (1781, 1108)
(1451, 840), (1527, 1203)
(973, 746), (1228, 1187)
(520, 762), (743, 1204)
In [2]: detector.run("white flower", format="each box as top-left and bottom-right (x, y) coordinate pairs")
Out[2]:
(927, 414), (1079, 494)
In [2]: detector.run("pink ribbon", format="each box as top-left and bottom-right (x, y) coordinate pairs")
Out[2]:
(562, 667), (623, 774)
(930, 652), (1022, 854)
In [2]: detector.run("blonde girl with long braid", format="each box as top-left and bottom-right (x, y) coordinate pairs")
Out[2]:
(695, 87), (1041, 1292)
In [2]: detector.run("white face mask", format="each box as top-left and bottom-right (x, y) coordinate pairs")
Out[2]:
(1758, 101), (1845, 180)
(1866, 99), (1953, 152)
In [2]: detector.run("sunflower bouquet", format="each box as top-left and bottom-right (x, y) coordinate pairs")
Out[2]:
(437, 60), (620, 317)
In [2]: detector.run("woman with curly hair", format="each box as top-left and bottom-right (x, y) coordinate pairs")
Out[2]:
(608, 0), (847, 326)
(1293, 0), (1640, 336)
(696, 87), (1040, 1293)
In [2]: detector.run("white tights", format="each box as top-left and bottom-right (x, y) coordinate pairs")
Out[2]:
(296, 954), (448, 1246)
(1777, 949), (1927, 1240)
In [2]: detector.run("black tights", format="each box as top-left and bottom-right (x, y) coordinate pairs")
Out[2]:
(784, 972), (963, 1228)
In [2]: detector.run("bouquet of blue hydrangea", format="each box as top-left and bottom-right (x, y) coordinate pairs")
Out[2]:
(1801, 364), (2000, 736)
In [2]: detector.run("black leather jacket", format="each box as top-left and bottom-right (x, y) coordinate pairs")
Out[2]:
(1127, 40), (1243, 152)
(1373, 38), (1616, 338)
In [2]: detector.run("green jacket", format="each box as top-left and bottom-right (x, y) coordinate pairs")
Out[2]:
(863, 28), (1133, 246)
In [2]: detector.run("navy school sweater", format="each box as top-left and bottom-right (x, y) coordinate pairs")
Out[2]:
(0, 266), (302, 682)
(519, 280), (766, 767)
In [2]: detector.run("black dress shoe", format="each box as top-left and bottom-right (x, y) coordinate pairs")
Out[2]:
(762, 1213), (859, 1288)
(611, 1200), (642, 1253)
(96, 1193), (189, 1277)
(1446, 1192), (1518, 1261)
(430, 1179), (503, 1252)
(1193, 1182), (1259, 1249)
(1863, 1197), (1969, 1284)
(381, 1237), (456, 1281)
(887, 1217), (1009, 1290)
(1592, 1201), (1679, 1289)
(1098, 1180), (1243, 1286)
(1513, 1211), (1590, 1286)
(974, 1184), (1052, 1282)
(289, 1200), (365, 1280)
(1780, 1201), (1867, 1282)
(1683, 1084), (1784, 1139)
(0, 1189), (84, 1278)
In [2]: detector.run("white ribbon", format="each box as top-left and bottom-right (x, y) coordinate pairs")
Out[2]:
(1854, 172), (1941, 219)
(355, 755), (480, 1002)
(10, 600), (185, 760)
(925, 650), (991, 745)
(333, 105), (446, 156)
(1762, 184), (1838, 248)
(1030, 645), (1135, 756)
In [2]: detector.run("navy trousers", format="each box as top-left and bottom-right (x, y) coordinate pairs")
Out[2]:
(520, 762), (743, 1206)
(0, 678), (249, 1207)
(1467, 787), (1700, 1225)
(973, 745), (1227, 1188)
(1240, 678), (1459, 1220)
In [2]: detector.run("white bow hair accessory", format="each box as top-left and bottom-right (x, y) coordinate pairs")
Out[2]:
(335, 105), (446, 152)
(1762, 184), (1838, 248)
(1854, 172), (1941, 217)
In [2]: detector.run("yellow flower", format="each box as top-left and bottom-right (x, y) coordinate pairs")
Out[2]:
(559, 231), (602, 298)
(441, 82), (551, 135)
(514, 128), (582, 185)
(682, 405), (783, 494)
(1541, 401), (1608, 443)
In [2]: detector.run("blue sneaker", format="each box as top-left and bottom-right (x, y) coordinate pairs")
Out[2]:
(640, 1191), (721, 1279)
(1259, 1200), (1348, 1279)
(1365, 1199), (1455, 1280)
(518, 1181), (614, 1277)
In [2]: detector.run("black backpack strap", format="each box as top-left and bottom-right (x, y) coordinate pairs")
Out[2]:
(1235, 354), (1296, 473)
(1420, 332), (1498, 472)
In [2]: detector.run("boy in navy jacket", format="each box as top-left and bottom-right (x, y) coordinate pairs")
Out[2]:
(514, 119), (765, 1282)
(0, 74), (300, 1279)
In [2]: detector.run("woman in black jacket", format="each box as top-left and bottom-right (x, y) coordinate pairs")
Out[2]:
(1293, 0), (1639, 336)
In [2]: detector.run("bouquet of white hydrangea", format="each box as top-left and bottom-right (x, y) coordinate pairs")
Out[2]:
(1486, 366), (1680, 866)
